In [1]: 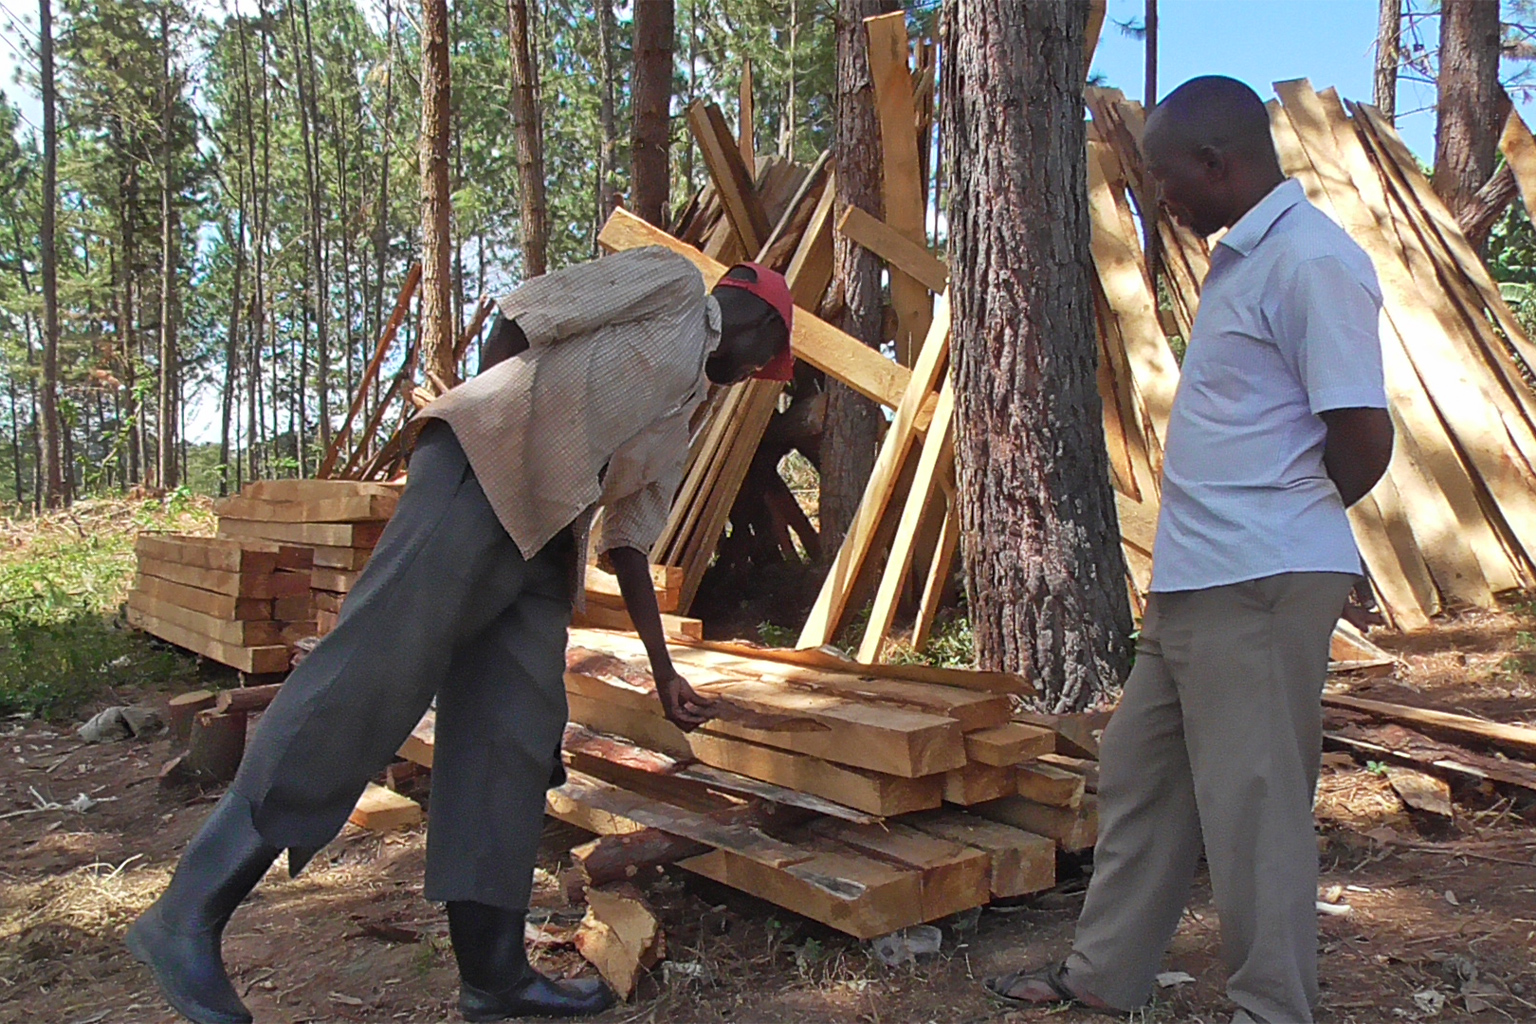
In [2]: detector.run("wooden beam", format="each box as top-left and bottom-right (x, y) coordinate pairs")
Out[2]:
(217, 519), (385, 549)
(126, 606), (291, 675)
(131, 573), (273, 622)
(865, 11), (933, 365)
(213, 492), (399, 524)
(814, 819), (990, 922)
(964, 723), (1057, 767)
(837, 204), (948, 294)
(738, 58), (755, 180)
(904, 810), (1056, 899)
(135, 556), (309, 600)
(349, 782), (423, 832)
(598, 208), (911, 410)
(972, 794), (1099, 853)
(126, 592), (285, 648)
(799, 297), (950, 649)
(1324, 692), (1536, 760)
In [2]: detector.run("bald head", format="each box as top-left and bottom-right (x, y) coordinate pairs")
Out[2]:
(1142, 76), (1285, 237)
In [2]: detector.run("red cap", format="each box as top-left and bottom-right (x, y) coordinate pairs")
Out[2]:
(714, 262), (795, 381)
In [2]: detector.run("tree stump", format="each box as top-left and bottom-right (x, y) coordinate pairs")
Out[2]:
(167, 690), (217, 743)
(186, 710), (247, 782)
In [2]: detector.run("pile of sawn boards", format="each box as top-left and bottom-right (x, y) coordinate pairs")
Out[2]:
(126, 536), (315, 676)
(395, 627), (1096, 940)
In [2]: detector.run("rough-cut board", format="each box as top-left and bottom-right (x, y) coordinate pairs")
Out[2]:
(243, 479), (404, 502)
(218, 518), (386, 549)
(213, 493), (398, 523)
(127, 606), (290, 675)
(567, 692), (693, 762)
(583, 566), (679, 613)
(398, 709), (436, 768)
(135, 556), (309, 599)
(687, 101), (770, 254)
(678, 842), (926, 941)
(684, 731), (944, 818)
(1322, 692), (1536, 760)
(673, 636), (1030, 695)
(565, 659), (965, 778)
(1015, 761), (1087, 808)
(311, 545), (375, 571)
(597, 208), (910, 411)
(943, 762), (1018, 806)
(132, 572), (274, 622)
(349, 782), (423, 832)
(904, 810), (1057, 899)
(973, 794), (1099, 853)
(127, 591), (284, 648)
(135, 534), (290, 575)
(570, 604), (703, 641)
(815, 820), (990, 922)
(837, 205), (948, 294)
(964, 723), (1057, 767)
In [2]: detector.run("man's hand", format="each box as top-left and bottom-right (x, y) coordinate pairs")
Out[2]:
(655, 668), (716, 731)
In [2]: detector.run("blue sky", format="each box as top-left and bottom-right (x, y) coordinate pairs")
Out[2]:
(1088, 0), (1528, 162)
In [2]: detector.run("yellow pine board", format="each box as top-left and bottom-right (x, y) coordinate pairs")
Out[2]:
(398, 709), (436, 768)
(836, 205), (949, 295)
(135, 534), (278, 575)
(570, 603), (703, 642)
(597, 208), (910, 410)
(136, 555), (310, 600)
(132, 572), (274, 621)
(349, 782), (422, 832)
(218, 518), (386, 549)
(127, 591), (281, 648)
(684, 731), (943, 817)
(214, 492), (398, 523)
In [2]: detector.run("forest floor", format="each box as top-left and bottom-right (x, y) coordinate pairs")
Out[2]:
(1, 500), (1534, 1024)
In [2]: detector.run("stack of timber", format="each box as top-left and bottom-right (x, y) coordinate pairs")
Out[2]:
(1086, 80), (1536, 633)
(213, 479), (404, 637)
(393, 627), (1106, 939)
(127, 535), (315, 675)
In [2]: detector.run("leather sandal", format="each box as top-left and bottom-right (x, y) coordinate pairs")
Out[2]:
(984, 962), (1109, 1009)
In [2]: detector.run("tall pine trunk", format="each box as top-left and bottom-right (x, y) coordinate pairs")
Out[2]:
(631, 0), (674, 227)
(157, 8), (179, 490)
(508, 0), (548, 278)
(1434, 0), (1502, 225)
(819, 0), (894, 557)
(38, 0), (64, 507)
(1375, 0), (1399, 122)
(220, 173), (246, 497)
(596, 0), (619, 235)
(420, 0), (455, 384)
(941, 0), (1131, 709)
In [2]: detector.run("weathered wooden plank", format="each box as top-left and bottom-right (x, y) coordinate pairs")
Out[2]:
(943, 762), (1018, 806)
(1014, 761), (1087, 808)
(213, 493), (398, 524)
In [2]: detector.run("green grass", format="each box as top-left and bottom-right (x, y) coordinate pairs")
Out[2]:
(0, 493), (214, 720)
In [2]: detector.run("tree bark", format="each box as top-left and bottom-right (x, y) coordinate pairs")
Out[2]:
(299, 0), (331, 452)
(220, 176), (245, 497)
(819, 0), (894, 558)
(38, 0), (65, 508)
(1434, 0), (1503, 226)
(1458, 161), (1518, 250)
(1375, 0), (1400, 122)
(420, 0), (456, 385)
(157, 8), (179, 490)
(631, 0), (675, 227)
(507, 0), (549, 278)
(941, 0), (1132, 709)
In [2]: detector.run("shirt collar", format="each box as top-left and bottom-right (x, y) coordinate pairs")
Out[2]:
(1217, 178), (1306, 257)
(703, 294), (723, 354)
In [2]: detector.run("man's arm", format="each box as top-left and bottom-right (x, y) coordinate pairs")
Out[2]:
(1319, 407), (1394, 507)
(478, 315), (529, 372)
(606, 545), (715, 729)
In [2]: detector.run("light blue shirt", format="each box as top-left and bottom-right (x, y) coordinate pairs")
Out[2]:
(1150, 179), (1388, 593)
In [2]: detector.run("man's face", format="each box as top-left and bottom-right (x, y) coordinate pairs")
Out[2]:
(706, 317), (779, 384)
(1145, 133), (1232, 238)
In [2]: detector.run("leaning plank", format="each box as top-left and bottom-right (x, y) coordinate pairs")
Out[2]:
(837, 205), (949, 294)
(1501, 102), (1536, 230)
(598, 208), (910, 411)
(684, 731), (944, 818)
(903, 810), (1056, 899)
(814, 819), (990, 922)
(127, 591), (282, 648)
(136, 556), (309, 599)
(135, 534), (278, 575)
(687, 101), (770, 255)
(1323, 692), (1536, 760)
(349, 782), (423, 832)
(799, 295), (951, 649)
(678, 841), (928, 940)
(126, 606), (291, 675)
(217, 518), (386, 549)
(131, 573), (273, 622)
(865, 10), (934, 365)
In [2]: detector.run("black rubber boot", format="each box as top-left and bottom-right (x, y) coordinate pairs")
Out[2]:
(448, 901), (616, 1021)
(126, 791), (280, 1024)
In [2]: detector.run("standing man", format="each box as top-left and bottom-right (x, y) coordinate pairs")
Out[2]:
(127, 246), (796, 1024)
(986, 77), (1394, 1024)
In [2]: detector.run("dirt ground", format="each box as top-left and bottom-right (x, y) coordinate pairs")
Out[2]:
(2, 612), (1535, 1024)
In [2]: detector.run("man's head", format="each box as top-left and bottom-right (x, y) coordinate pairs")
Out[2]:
(707, 263), (794, 385)
(1143, 76), (1285, 237)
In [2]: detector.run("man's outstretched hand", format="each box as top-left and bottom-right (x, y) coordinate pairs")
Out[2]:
(656, 670), (716, 731)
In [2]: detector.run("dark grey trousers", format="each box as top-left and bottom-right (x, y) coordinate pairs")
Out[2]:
(230, 422), (574, 910)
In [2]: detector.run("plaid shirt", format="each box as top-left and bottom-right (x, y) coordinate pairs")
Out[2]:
(419, 247), (720, 608)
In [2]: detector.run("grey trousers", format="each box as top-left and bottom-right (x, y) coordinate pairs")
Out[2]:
(231, 422), (575, 910)
(1065, 572), (1355, 1024)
